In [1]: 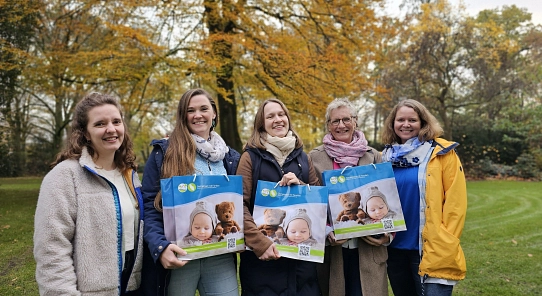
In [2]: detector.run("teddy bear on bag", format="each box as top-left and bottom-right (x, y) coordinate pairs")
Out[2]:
(336, 191), (366, 224)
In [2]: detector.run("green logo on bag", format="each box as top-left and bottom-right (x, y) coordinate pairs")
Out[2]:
(329, 176), (338, 184)
(188, 183), (197, 192)
(261, 188), (270, 196)
(178, 183), (187, 192)
(338, 175), (346, 183)
(269, 190), (277, 198)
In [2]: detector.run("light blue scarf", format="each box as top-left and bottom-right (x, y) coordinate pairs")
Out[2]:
(382, 137), (433, 167)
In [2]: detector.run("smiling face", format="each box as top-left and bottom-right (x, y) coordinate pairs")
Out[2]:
(191, 213), (214, 241)
(186, 94), (216, 139)
(263, 102), (289, 138)
(286, 218), (310, 244)
(85, 104), (124, 161)
(328, 106), (356, 144)
(366, 196), (389, 220)
(394, 106), (421, 144)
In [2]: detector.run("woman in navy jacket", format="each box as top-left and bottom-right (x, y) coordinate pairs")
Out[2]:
(141, 88), (240, 296)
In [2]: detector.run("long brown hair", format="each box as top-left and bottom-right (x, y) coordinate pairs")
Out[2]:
(155, 88), (218, 210)
(51, 92), (136, 172)
(245, 98), (303, 150)
(381, 99), (443, 144)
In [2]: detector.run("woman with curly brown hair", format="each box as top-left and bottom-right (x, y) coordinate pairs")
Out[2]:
(34, 92), (144, 295)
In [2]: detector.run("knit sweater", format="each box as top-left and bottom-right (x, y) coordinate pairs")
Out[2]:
(34, 148), (144, 295)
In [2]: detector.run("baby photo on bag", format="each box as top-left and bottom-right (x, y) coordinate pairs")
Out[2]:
(252, 180), (328, 263)
(322, 162), (407, 240)
(160, 175), (245, 260)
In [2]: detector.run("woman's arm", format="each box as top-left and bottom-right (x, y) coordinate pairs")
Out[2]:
(34, 166), (79, 295)
(141, 145), (172, 263)
(307, 154), (322, 186)
(236, 152), (274, 257)
(441, 150), (468, 238)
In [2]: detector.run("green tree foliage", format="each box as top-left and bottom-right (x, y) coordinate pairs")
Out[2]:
(377, 0), (542, 178)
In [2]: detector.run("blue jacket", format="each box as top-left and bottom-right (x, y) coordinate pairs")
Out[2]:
(141, 138), (240, 295)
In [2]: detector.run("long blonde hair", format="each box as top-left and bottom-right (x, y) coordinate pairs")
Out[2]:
(154, 88), (218, 210)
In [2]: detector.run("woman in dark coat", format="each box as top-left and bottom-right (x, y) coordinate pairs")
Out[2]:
(236, 98), (321, 296)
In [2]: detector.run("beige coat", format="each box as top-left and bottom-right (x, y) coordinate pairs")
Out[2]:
(34, 148), (144, 295)
(309, 145), (388, 296)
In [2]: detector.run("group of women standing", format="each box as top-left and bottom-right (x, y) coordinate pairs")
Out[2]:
(33, 88), (467, 296)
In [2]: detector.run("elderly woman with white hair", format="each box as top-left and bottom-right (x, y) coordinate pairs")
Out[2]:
(309, 98), (390, 296)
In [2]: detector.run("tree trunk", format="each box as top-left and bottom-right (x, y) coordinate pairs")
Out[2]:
(204, 0), (242, 151)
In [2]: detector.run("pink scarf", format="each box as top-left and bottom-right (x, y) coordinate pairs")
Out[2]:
(323, 130), (368, 168)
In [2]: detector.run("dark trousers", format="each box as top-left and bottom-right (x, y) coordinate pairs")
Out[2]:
(387, 247), (422, 296)
(239, 250), (321, 296)
(121, 249), (139, 296)
(342, 247), (362, 296)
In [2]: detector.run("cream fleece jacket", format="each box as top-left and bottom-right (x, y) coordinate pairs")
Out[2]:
(33, 148), (144, 295)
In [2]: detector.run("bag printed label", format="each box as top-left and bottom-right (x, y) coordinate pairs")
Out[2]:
(160, 175), (244, 260)
(322, 162), (407, 240)
(253, 180), (328, 263)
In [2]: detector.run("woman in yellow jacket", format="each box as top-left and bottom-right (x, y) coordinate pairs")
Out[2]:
(381, 99), (467, 296)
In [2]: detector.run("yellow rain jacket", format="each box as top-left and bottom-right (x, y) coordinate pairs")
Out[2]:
(419, 138), (467, 281)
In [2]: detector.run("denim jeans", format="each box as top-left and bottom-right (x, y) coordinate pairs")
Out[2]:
(168, 253), (238, 296)
(423, 283), (454, 296)
(388, 248), (455, 296)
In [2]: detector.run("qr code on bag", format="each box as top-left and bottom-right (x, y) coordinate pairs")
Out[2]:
(227, 237), (236, 250)
(298, 245), (310, 257)
(381, 218), (394, 230)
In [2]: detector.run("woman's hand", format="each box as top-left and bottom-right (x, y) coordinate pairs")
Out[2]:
(159, 244), (189, 269)
(279, 172), (301, 186)
(258, 244), (281, 261)
(327, 231), (348, 246)
(360, 233), (392, 246)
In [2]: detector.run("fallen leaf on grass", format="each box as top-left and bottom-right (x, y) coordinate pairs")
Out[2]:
(2, 225), (10, 229)
(528, 254), (533, 257)
(511, 239), (517, 245)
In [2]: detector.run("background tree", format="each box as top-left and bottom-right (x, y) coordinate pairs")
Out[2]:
(0, 0), (39, 176)
(162, 0), (389, 150)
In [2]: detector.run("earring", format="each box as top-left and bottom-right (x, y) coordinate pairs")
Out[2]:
(212, 119), (216, 128)
(86, 139), (91, 144)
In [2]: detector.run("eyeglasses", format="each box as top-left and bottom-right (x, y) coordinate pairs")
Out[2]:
(328, 116), (356, 126)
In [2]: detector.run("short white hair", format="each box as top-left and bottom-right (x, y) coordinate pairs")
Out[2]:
(325, 98), (358, 132)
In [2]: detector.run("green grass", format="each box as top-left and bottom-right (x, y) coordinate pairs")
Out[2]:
(453, 181), (542, 295)
(0, 177), (41, 295)
(1, 178), (540, 295)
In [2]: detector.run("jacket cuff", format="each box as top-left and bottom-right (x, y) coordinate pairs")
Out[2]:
(151, 241), (171, 262)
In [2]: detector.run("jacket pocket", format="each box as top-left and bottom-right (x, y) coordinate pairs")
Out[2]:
(420, 224), (465, 277)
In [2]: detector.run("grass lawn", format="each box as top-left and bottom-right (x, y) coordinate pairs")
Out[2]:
(0, 177), (540, 295)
